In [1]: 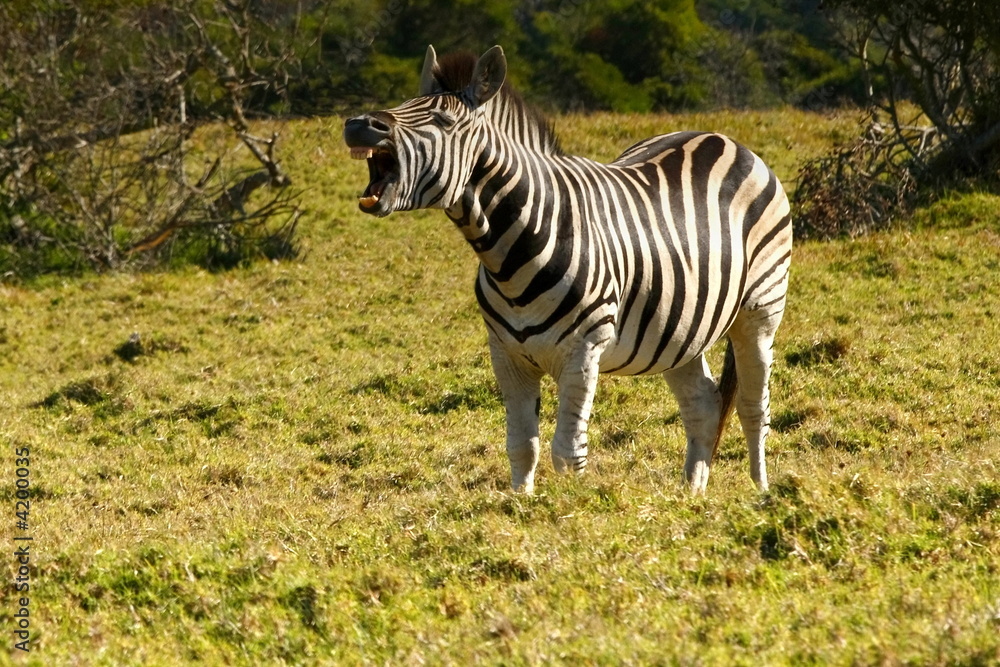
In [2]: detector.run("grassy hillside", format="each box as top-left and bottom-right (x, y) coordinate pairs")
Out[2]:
(2, 109), (999, 665)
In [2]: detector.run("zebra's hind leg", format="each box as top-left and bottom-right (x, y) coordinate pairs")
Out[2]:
(489, 338), (544, 493)
(728, 305), (785, 492)
(663, 353), (723, 493)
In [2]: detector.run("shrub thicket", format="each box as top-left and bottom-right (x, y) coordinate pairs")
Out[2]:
(795, 0), (1000, 238)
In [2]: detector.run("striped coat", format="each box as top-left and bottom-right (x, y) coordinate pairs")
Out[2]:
(345, 45), (791, 493)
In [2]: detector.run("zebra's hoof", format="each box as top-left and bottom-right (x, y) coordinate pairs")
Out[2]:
(511, 477), (535, 494)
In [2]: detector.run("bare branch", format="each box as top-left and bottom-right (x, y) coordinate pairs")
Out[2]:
(1, 1), (304, 276)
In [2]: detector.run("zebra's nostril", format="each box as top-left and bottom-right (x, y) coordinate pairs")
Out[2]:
(344, 115), (391, 149)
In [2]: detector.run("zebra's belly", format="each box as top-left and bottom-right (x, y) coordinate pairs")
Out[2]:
(598, 336), (711, 376)
(597, 304), (733, 377)
(483, 283), (735, 378)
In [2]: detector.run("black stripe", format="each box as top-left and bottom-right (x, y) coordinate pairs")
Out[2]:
(743, 250), (792, 306)
(743, 170), (778, 242)
(748, 213), (792, 268)
(605, 160), (673, 373)
(606, 176), (648, 367)
(476, 271), (526, 342)
(704, 141), (754, 344)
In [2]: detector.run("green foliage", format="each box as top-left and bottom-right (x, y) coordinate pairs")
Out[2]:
(695, 0), (867, 109)
(383, 0), (523, 57)
(0, 0), (871, 124)
(526, 0), (724, 111)
(314, 0), (870, 112)
(755, 29), (861, 104)
(540, 49), (656, 112)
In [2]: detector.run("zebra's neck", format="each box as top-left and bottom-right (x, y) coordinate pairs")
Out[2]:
(445, 126), (569, 286)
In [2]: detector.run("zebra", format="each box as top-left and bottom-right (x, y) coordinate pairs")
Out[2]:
(343, 45), (792, 494)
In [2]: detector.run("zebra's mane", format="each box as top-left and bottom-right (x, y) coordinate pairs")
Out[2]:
(431, 50), (562, 156)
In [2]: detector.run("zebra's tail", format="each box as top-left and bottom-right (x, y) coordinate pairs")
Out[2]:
(712, 339), (738, 461)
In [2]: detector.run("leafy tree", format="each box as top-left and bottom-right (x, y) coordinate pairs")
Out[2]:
(697, 0), (866, 107)
(522, 0), (716, 111)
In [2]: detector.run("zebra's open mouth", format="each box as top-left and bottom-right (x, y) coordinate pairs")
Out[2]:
(350, 146), (398, 214)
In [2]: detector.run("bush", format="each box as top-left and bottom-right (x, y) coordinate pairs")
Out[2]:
(793, 112), (917, 239)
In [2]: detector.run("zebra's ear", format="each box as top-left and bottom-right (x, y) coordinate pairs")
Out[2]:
(419, 44), (439, 96)
(467, 45), (506, 108)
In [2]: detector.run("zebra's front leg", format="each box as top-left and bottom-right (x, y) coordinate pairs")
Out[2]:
(663, 353), (723, 494)
(489, 339), (543, 493)
(551, 336), (608, 475)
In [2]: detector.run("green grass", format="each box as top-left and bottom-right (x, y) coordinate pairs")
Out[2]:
(2, 108), (1000, 665)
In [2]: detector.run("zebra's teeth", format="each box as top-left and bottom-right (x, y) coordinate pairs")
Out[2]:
(351, 147), (374, 160)
(359, 194), (380, 209)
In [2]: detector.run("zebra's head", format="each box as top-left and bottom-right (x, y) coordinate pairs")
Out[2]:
(343, 45), (508, 217)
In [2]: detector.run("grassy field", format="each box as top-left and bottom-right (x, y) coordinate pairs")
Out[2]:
(2, 108), (1000, 665)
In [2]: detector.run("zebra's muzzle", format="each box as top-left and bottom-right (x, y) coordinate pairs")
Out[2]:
(344, 115), (399, 215)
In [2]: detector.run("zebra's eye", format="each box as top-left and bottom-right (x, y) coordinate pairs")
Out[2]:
(431, 109), (456, 128)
